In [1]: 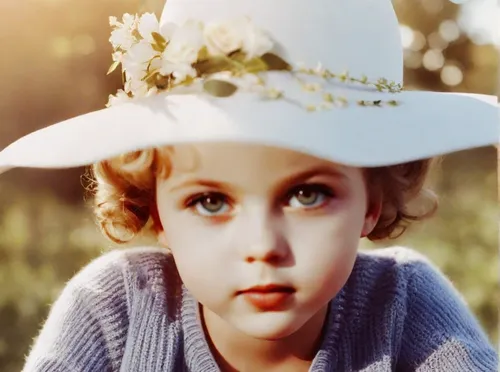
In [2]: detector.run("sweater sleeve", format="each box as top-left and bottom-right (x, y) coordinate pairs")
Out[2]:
(397, 254), (497, 371)
(22, 251), (130, 372)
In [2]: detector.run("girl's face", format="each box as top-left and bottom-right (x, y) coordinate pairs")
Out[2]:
(156, 143), (380, 340)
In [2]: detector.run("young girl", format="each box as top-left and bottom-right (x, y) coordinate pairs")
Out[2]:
(1, 0), (497, 371)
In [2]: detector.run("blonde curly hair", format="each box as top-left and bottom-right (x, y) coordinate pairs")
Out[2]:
(85, 147), (437, 244)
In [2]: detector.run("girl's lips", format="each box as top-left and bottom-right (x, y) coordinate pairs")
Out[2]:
(238, 284), (295, 310)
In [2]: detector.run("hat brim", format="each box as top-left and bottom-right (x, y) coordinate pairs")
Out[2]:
(0, 89), (497, 175)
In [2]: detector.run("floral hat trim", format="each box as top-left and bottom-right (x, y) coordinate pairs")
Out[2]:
(107, 13), (403, 111)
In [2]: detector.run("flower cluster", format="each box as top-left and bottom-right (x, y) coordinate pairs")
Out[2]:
(107, 13), (284, 106)
(106, 13), (402, 109)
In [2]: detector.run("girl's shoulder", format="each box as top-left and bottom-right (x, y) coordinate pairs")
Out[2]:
(354, 245), (444, 286)
(68, 246), (171, 285)
(22, 246), (175, 372)
(350, 245), (462, 307)
(340, 246), (463, 338)
(357, 245), (434, 267)
(69, 246), (176, 302)
(341, 247), (495, 370)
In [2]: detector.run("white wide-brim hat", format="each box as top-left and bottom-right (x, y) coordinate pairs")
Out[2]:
(0, 0), (497, 176)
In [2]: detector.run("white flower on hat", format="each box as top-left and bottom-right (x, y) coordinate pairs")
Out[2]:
(107, 82), (158, 107)
(160, 21), (204, 81)
(240, 17), (273, 60)
(120, 40), (161, 95)
(203, 17), (273, 60)
(112, 51), (124, 63)
(137, 12), (177, 44)
(121, 40), (160, 75)
(204, 19), (244, 56)
(137, 13), (160, 43)
(106, 89), (132, 107)
(109, 13), (139, 50)
(124, 71), (151, 96)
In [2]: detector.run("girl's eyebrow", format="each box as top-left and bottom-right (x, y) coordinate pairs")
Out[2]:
(283, 165), (349, 184)
(166, 165), (348, 193)
(168, 179), (232, 193)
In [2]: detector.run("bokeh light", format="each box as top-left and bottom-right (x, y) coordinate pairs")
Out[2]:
(399, 25), (415, 49)
(423, 49), (446, 71)
(441, 64), (464, 86)
(403, 50), (423, 69)
(51, 37), (72, 59)
(439, 19), (461, 42)
(410, 30), (427, 52)
(72, 34), (96, 56)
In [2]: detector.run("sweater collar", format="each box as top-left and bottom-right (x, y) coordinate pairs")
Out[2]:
(179, 286), (346, 371)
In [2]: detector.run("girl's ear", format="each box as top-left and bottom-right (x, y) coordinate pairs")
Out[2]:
(361, 193), (383, 238)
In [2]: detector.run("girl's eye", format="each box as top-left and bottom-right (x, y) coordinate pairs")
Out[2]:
(286, 184), (333, 209)
(187, 193), (232, 216)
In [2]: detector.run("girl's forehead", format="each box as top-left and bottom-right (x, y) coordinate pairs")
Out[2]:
(169, 143), (342, 172)
(164, 143), (357, 185)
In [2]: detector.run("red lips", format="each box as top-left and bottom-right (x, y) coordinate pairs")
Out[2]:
(238, 284), (295, 310)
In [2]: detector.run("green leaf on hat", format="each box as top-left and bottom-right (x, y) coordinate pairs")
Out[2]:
(243, 57), (268, 74)
(198, 46), (210, 61)
(195, 57), (233, 75)
(229, 51), (246, 63)
(203, 79), (238, 97)
(181, 75), (195, 86)
(152, 44), (164, 53)
(151, 32), (167, 52)
(107, 61), (121, 75)
(261, 53), (292, 71)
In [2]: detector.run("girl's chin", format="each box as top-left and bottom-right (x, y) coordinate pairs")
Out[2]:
(229, 312), (309, 340)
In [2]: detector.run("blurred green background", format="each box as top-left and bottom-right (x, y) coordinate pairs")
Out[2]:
(0, 0), (498, 370)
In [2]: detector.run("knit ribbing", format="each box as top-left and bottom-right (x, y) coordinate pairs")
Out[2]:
(22, 250), (130, 372)
(398, 258), (496, 371)
(22, 246), (498, 372)
(181, 289), (220, 371)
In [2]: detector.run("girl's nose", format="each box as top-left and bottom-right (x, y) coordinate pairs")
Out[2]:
(237, 207), (290, 264)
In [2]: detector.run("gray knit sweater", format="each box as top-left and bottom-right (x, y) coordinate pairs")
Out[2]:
(22, 246), (497, 371)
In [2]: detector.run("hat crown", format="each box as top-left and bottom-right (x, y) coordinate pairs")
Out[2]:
(160, 0), (404, 84)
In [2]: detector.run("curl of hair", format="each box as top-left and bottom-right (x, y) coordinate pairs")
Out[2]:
(85, 148), (172, 244)
(364, 159), (438, 240)
(86, 148), (437, 243)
